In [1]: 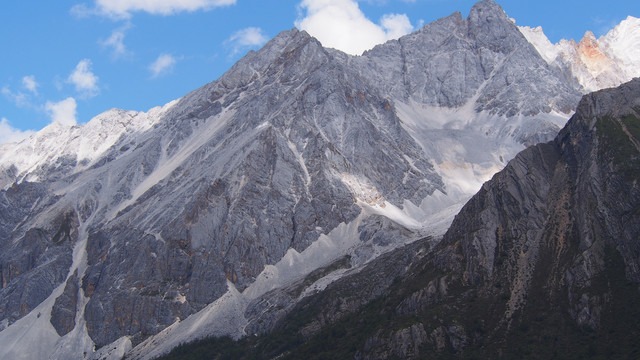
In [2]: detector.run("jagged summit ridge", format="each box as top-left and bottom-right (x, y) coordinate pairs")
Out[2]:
(357, 0), (580, 115)
(520, 16), (640, 92)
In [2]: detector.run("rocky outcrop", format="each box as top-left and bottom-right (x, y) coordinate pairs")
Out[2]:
(50, 271), (79, 336)
(0, 186), (76, 327)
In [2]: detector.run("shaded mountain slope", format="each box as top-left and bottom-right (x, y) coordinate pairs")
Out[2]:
(158, 79), (640, 359)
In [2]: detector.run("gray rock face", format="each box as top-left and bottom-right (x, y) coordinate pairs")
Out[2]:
(356, 323), (428, 360)
(0, 0), (589, 356)
(353, 0), (581, 116)
(190, 80), (640, 360)
(363, 78), (640, 357)
(0, 183), (76, 327)
(78, 29), (444, 348)
(443, 78), (640, 289)
(51, 271), (79, 336)
(418, 78), (640, 357)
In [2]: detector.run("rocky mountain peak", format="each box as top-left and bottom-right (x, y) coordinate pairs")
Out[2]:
(466, 0), (523, 53)
(576, 31), (611, 70)
(357, 0), (580, 115)
(522, 17), (640, 92)
(468, 0), (505, 19)
(231, 27), (322, 73)
(442, 78), (640, 284)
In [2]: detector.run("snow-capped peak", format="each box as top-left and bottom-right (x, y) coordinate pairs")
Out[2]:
(601, 16), (640, 79)
(0, 101), (176, 188)
(519, 17), (640, 92)
(518, 25), (559, 64)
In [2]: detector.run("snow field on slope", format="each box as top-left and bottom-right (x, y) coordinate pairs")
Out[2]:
(0, 102), (177, 188)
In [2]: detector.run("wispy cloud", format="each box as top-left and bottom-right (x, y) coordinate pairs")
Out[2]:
(45, 97), (78, 126)
(1, 86), (29, 107)
(70, 3), (94, 18)
(149, 54), (177, 78)
(2, 75), (41, 108)
(22, 75), (39, 95)
(100, 24), (132, 59)
(0, 118), (34, 144)
(72, 0), (237, 19)
(225, 27), (268, 57)
(295, 0), (414, 55)
(68, 59), (99, 98)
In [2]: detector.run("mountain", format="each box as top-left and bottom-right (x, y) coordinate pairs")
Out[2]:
(520, 16), (640, 92)
(0, 0), (628, 358)
(156, 77), (640, 360)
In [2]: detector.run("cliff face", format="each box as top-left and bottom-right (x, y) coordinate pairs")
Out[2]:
(176, 79), (640, 360)
(421, 78), (640, 348)
(355, 78), (640, 358)
(413, 78), (640, 358)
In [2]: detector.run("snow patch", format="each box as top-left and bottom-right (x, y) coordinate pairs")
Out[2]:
(601, 16), (640, 80)
(518, 26), (559, 64)
(0, 284), (64, 360)
(91, 336), (132, 360)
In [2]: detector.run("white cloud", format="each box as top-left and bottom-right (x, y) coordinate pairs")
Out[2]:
(73, 0), (236, 19)
(70, 3), (94, 18)
(101, 24), (131, 58)
(295, 0), (414, 55)
(68, 59), (99, 97)
(380, 13), (413, 39)
(45, 97), (77, 126)
(149, 54), (177, 78)
(22, 75), (39, 94)
(0, 118), (34, 144)
(225, 27), (269, 56)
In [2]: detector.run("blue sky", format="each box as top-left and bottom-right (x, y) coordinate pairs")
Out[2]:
(1, 0), (638, 142)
